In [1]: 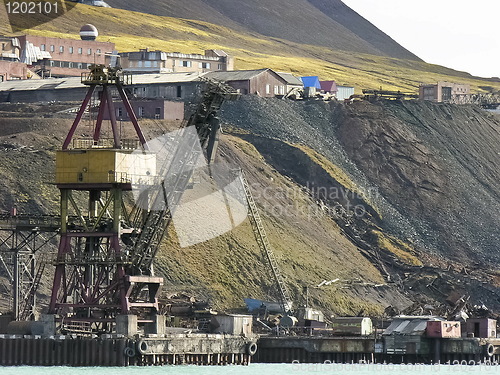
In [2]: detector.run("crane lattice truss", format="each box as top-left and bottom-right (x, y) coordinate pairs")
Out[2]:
(0, 215), (58, 320)
(48, 65), (237, 332)
(239, 173), (294, 315)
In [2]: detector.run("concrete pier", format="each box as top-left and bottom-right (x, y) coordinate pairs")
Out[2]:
(254, 336), (500, 365)
(0, 333), (255, 366)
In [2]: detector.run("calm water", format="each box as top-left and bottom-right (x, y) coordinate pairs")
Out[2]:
(2, 363), (500, 375)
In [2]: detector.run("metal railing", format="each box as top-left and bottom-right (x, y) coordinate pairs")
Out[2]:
(81, 65), (132, 86)
(71, 138), (141, 150)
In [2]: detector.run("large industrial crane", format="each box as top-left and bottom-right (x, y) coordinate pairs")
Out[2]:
(49, 65), (237, 333)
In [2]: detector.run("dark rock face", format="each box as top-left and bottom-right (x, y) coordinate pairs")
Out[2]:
(220, 96), (500, 265)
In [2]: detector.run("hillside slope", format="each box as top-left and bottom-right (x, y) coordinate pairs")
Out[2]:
(105, 0), (421, 61)
(1, 100), (500, 317)
(220, 98), (500, 265)
(1, 4), (499, 92)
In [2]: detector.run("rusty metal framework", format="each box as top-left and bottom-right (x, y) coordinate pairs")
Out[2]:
(0, 215), (59, 320)
(49, 65), (158, 332)
(48, 66), (238, 333)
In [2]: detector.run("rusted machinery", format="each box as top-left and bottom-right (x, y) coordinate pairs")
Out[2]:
(362, 89), (418, 102)
(48, 64), (237, 333)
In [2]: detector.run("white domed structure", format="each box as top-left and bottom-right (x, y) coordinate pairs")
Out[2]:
(80, 24), (99, 41)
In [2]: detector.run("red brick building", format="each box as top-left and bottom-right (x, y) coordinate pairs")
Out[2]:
(0, 60), (29, 81)
(17, 34), (115, 78)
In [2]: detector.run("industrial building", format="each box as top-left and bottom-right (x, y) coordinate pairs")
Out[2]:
(320, 80), (338, 94)
(0, 72), (205, 102)
(205, 69), (288, 97)
(0, 36), (30, 81)
(276, 72), (304, 96)
(2, 25), (116, 78)
(1, 26), (114, 80)
(104, 99), (185, 121)
(419, 81), (470, 103)
(119, 49), (234, 74)
(336, 85), (355, 100)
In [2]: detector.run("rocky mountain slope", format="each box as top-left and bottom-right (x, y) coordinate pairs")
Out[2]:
(2, 3), (499, 92)
(221, 98), (500, 265)
(1, 99), (500, 318)
(104, 0), (421, 60)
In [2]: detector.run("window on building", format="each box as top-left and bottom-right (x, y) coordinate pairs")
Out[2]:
(155, 107), (161, 119)
(217, 64), (222, 70)
(78, 63), (83, 69)
(40, 44), (46, 51)
(87, 48), (92, 55)
(117, 107), (123, 118)
(49, 61), (55, 67)
(138, 61), (143, 68)
(279, 85), (285, 95)
(153, 61), (158, 67)
(138, 107), (145, 117)
(199, 62), (211, 69)
(266, 84), (271, 95)
(50, 45), (55, 52)
(176, 85), (182, 98)
(96, 49), (101, 54)
(69, 47), (73, 54)
(181, 61), (192, 67)
(78, 48), (82, 54)
(69, 62), (73, 68)
(144, 61), (152, 68)
(59, 46), (64, 53)
(274, 85), (279, 95)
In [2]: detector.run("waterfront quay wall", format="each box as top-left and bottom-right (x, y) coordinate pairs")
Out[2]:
(0, 333), (254, 366)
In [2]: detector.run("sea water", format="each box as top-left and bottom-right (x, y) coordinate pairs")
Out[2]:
(2, 363), (500, 375)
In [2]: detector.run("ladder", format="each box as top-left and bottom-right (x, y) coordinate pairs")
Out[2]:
(239, 172), (293, 314)
(19, 260), (46, 321)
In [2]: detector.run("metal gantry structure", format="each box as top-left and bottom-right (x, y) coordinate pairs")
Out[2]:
(47, 65), (237, 333)
(0, 215), (59, 320)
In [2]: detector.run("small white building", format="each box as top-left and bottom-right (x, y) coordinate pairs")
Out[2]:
(336, 86), (355, 101)
(213, 314), (253, 336)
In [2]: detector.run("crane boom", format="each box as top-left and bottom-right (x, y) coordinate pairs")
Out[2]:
(127, 79), (238, 276)
(240, 172), (294, 314)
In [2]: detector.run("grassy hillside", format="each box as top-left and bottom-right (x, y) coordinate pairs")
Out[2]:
(105, 0), (421, 61)
(1, 4), (499, 92)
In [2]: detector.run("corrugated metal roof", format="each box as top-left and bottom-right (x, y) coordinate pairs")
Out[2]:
(300, 76), (321, 89)
(210, 50), (228, 57)
(276, 72), (303, 86)
(320, 80), (338, 92)
(132, 72), (205, 84)
(384, 317), (442, 336)
(20, 41), (51, 65)
(205, 69), (269, 81)
(0, 72), (204, 92)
